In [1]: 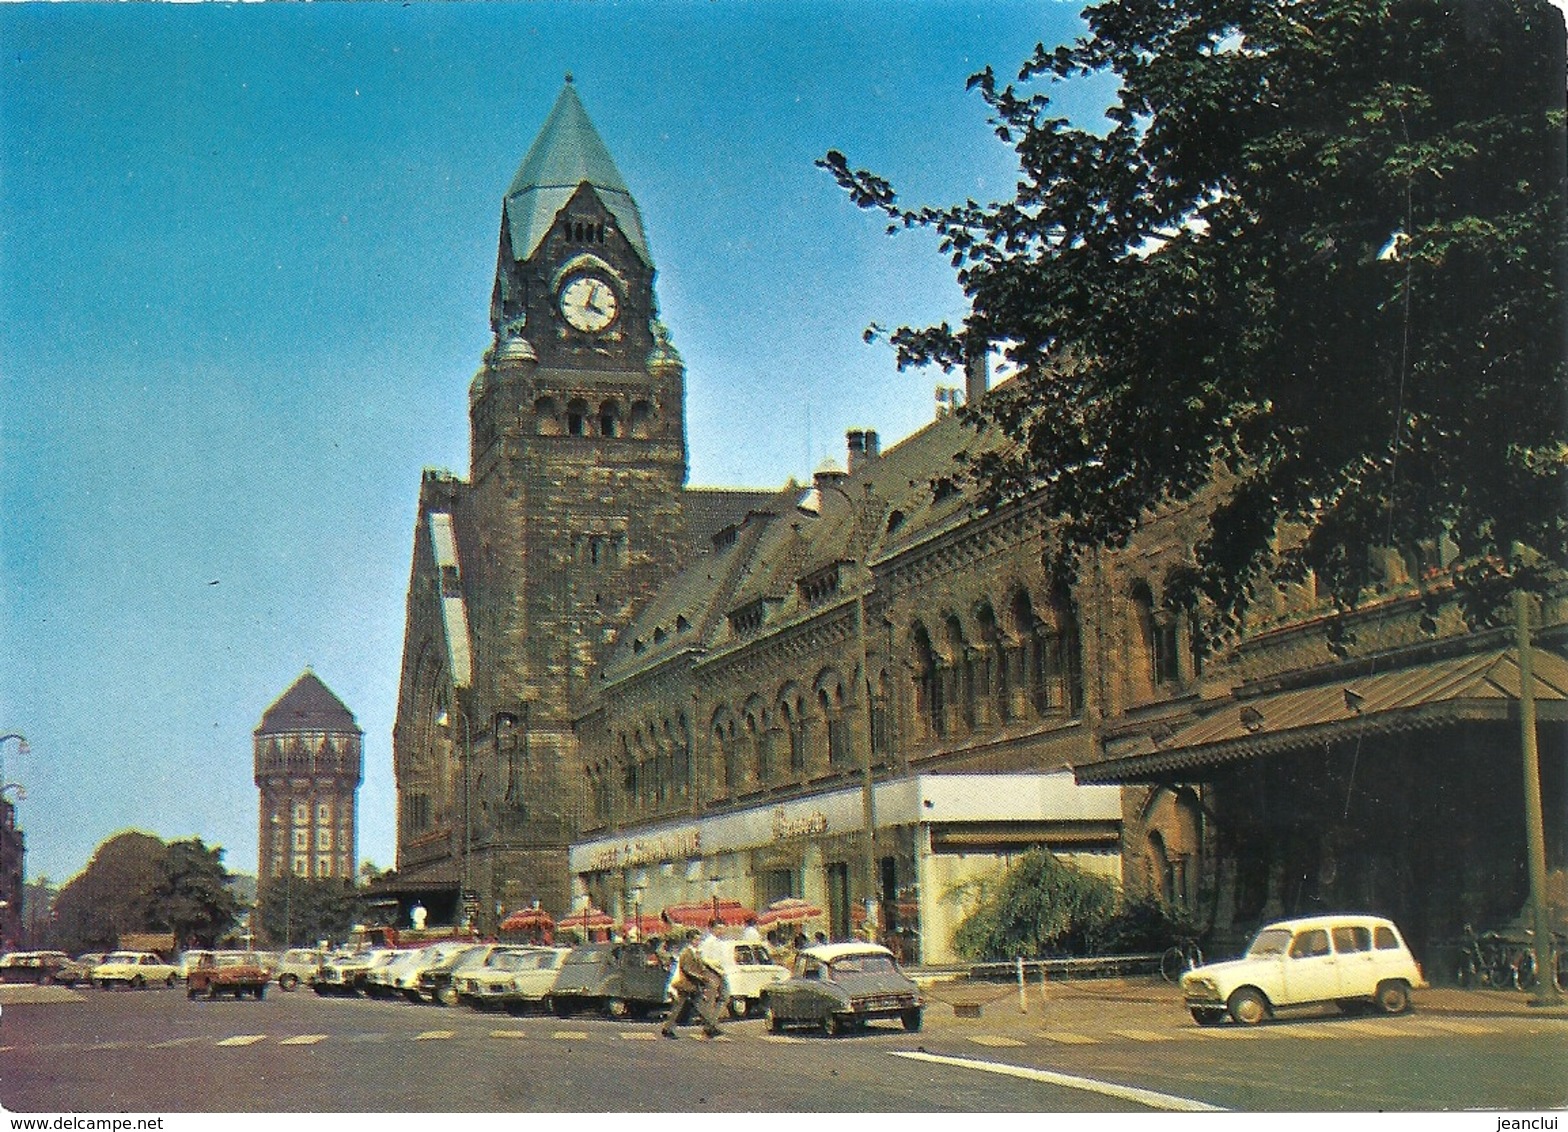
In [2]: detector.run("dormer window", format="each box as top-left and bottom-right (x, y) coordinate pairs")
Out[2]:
(712, 524), (738, 551)
(653, 627), (667, 645)
(632, 638), (645, 654)
(675, 615), (690, 633)
(797, 563), (842, 606)
(728, 600), (766, 636)
(932, 476), (959, 503)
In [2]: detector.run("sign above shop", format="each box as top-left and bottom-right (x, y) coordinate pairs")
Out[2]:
(589, 829), (701, 872)
(772, 808), (828, 841)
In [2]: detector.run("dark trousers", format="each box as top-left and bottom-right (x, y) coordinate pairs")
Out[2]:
(663, 979), (721, 1033)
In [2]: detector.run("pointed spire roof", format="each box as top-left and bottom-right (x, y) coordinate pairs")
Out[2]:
(503, 77), (652, 268)
(256, 670), (360, 735)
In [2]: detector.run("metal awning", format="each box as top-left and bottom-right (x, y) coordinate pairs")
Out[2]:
(365, 860), (461, 898)
(1076, 645), (1568, 784)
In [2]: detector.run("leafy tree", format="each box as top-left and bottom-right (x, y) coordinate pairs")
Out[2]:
(46, 831), (168, 953)
(822, 0), (1566, 636)
(153, 838), (241, 949)
(255, 877), (365, 948)
(952, 849), (1193, 961)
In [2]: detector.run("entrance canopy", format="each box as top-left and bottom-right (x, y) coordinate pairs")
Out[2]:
(1078, 645), (1568, 784)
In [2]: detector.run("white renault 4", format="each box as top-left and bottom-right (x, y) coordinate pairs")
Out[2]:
(1181, 914), (1425, 1026)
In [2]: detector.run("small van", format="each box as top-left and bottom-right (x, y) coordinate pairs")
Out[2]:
(1181, 914), (1425, 1025)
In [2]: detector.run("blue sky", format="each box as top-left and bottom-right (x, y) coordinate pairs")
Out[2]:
(1, 1), (1104, 886)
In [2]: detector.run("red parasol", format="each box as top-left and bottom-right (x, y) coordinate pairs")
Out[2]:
(660, 898), (755, 929)
(620, 914), (665, 940)
(499, 907), (555, 933)
(756, 897), (825, 928)
(558, 906), (615, 941)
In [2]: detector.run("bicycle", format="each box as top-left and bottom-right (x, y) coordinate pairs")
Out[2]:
(1512, 931), (1567, 994)
(1159, 936), (1204, 983)
(1455, 925), (1515, 988)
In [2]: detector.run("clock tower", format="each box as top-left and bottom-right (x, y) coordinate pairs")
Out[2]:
(393, 77), (689, 924)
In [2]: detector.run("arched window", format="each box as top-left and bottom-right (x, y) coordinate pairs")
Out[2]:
(745, 699), (773, 785)
(817, 672), (849, 767)
(598, 399), (622, 438)
(946, 615), (974, 731)
(779, 688), (807, 775)
(911, 623), (944, 739)
(1130, 579), (1178, 695)
(977, 602), (1008, 722)
(566, 398), (589, 437)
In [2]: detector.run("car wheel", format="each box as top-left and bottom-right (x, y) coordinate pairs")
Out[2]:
(1190, 1007), (1226, 1026)
(254, 984), (266, 1000)
(822, 1012), (845, 1037)
(728, 996), (750, 1019)
(165, 975), (176, 988)
(1227, 987), (1269, 1026)
(437, 986), (459, 1007)
(605, 997), (631, 1019)
(1374, 979), (1411, 1015)
(765, 1001), (784, 1033)
(279, 974), (299, 991)
(901, 1007), (924, 1032)
(131, 976), (145, 990)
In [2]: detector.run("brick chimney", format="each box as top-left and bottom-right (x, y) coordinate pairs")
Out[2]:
(846, 429), (881, 473)
(964, 341), (989, 407)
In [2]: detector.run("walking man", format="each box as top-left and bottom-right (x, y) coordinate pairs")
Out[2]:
(662, 928), (724, 1038)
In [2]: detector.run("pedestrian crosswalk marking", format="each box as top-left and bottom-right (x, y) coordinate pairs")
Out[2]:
(490, 1030), (527, 1039)
(968, 1035), (1026, 1047)
(413, 1030), (454, 1041)
(216, 1034), (266, 1046)
(1037, 1031), (1100, 1044)
(552, 1030), (590, 1040)
(1111, 1029), (1176, 1042)
(279, 1035), (327, 1046)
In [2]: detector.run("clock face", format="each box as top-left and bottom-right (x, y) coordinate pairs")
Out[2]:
(558, 273), (619, 333)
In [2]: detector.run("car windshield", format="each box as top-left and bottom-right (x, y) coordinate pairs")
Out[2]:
(829, 954), (896, 976)
(102, 953), (138, 964)
(1247, 928), (1292, 958)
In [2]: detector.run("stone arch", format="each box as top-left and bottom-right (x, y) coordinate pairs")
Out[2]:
(710, 705), (740, 795)
(910, 621), (944, 740)
(629, 400), (656, 439)
(778, 683), (808, 776)
(1139, 786), (1204, 912)
(533, 395), (563, 435)
(565, 397), (590, 437)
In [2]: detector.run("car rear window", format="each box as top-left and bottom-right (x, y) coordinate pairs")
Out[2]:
(1373, 925), (1402, 950)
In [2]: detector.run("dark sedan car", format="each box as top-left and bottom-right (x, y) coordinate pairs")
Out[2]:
(548, 941), (670, 1019)
(760, 943), (923, 1035)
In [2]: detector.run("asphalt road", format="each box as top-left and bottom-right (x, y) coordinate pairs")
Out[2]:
(2, 981), (1564, 1114)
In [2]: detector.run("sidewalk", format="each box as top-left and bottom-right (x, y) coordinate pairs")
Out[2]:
(910, 972), (1568, 1034)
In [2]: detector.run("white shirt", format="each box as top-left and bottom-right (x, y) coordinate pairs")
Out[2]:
(699, 931), (726, 970)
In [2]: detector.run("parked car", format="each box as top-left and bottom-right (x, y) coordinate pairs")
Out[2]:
(414, 943), (512, 1006)
(273, 947), (325, 991)
(759, 943), (923, 1035)
(313, 948), (396, 996)
(175, 950), (214, 980)
(549, 941), (671, 1019)
(1180, 914), (1426, 1026)
(384, 942), (479, 1002)
(664, 939), (789, 1019)
(456, 947), (569, 1012)
(0, 951), (89, 986)
(186, 952), (270, 1000)
(91, 951), (179, 989)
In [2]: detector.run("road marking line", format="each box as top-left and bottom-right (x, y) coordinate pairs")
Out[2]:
(1110, 1029), (1176, 1042)
(279, 1035), (327, 1046)
(147, 1037), (206, 1049)
(216, 1035), (267, 1047)
(413, 1030), (454, 1040)
(1411, 1019), (1498, 1035)
(552, 1030), (590, 1040)
(890, 1051), (1225, 1113)
(968, 1035), (1026, 1048)
(758, 1035), (799, 1043)
(490, 1030), (527, 1039)
(619, 1032), (659, 1040)
(1036, 1031), (1099, 1045)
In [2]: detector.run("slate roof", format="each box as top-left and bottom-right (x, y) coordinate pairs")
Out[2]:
(504, 79), (651, 267)
(256, 671), (360, 736)
(683, 487), (777, 551)
(601, 408), (1003, 683)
